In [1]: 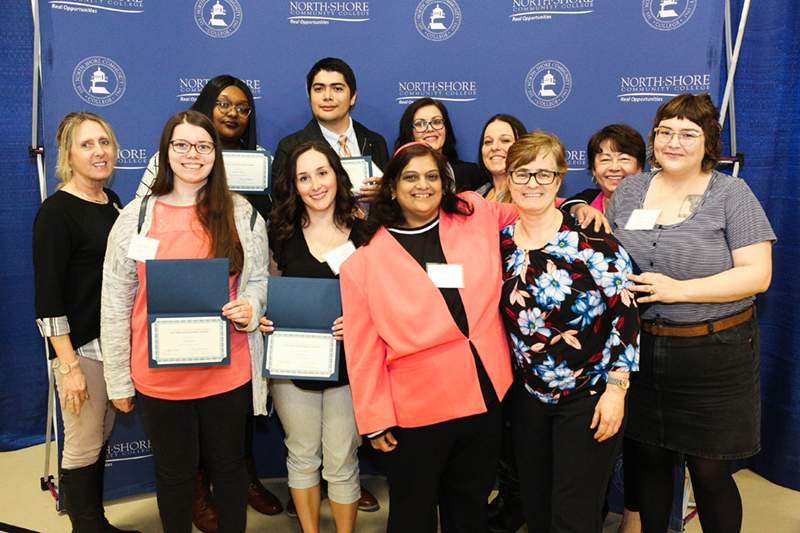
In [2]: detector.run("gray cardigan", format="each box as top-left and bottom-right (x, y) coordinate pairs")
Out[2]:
(101, 194), (270, 415)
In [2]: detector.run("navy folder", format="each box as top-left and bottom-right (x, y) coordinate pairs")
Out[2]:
(146, 258), (231, 368)
(263, 277), (341, 380)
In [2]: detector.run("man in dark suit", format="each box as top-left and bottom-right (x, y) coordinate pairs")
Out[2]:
(272, 58), (389, 201)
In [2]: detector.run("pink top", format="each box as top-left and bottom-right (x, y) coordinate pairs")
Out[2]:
(130, 201), (251, 400)
(590, 191), (605, 212)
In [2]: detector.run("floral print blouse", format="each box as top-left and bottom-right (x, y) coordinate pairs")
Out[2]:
(500, 214), (640, 404)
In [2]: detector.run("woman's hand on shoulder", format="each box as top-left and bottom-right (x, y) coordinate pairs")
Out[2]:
(223, 298), (253, 326)
(370, 430), (398, 453)
(112, 397), (135, 413)
(571, 204), (611, 234)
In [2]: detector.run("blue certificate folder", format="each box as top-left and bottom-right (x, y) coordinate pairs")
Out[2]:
(263, 277), (341, 381)
(146, 258), (231, 368)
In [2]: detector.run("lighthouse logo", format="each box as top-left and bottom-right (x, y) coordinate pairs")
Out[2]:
(415, 0), (461, 42)
(72, 57), (126, 107)
(195, 0), (243, 38)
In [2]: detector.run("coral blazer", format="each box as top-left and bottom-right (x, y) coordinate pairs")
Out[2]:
(340, 192), (517, 435)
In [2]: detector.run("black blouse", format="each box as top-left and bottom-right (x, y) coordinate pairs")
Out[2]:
(33, 189), (122, 357)
(269, 218), (364, 390)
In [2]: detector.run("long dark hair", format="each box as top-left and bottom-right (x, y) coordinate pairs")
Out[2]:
(269, 141), (356, 240)
(394, 98), (459, 160)
(191, 74), (258, 150)
(476, 114), (527, 186)
(151, 110), (243, 273)
(363, 143), (473, 243)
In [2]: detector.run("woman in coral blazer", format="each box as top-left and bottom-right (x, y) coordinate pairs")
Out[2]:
(340, 142), (517, 533)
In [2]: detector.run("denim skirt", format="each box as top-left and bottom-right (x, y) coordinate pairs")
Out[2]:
(625, 312), (761, 459)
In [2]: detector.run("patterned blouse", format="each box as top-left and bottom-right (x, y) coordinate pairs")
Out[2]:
(500, 213), (640, 404)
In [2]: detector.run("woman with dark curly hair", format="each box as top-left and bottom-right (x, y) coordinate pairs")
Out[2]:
(260, 140), (364, 533)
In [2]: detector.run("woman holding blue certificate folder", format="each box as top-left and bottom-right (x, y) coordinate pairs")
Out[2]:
(259, 140), (363, 533)
(101, 110), (269, 533)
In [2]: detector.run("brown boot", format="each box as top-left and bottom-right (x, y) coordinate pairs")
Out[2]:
(192, 469), (218, 533)
(245, 456), (283, 515)
(357, 487), (380, 512)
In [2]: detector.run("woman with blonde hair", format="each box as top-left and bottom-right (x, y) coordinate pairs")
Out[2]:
(33, 111), (139, 532)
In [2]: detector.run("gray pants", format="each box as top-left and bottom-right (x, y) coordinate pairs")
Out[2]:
(271, 380), (361, 504)
(53, 356), (115, 469)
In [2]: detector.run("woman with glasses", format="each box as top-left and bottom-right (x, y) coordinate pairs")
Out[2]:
(499, 131), (640, 533)
(102, 110), (269, 533)
(136, 75), (272, 221)
(136, 76), (280, 532)
(394, 98), (482, 192)
(605, 93), (774, 533)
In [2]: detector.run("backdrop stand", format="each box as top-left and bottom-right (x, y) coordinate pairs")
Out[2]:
(680, 0), (751, 529)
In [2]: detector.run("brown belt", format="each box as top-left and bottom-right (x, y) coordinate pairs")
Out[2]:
(642, 307), (753, 337)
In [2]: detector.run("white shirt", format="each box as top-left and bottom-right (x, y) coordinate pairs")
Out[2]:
(319, 117), (360, 158)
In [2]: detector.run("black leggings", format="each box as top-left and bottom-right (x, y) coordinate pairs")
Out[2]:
(634, 441), (742, 533)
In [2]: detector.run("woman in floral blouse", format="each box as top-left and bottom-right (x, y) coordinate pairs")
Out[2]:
(499, 131), (640, 533)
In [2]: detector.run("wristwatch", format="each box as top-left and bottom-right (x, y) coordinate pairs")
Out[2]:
(607, 377), (630, 390)
(58, 360), (80, 375)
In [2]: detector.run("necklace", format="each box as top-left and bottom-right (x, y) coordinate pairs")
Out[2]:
(70, 182), (108, 204)
(305, 224), (339, 258)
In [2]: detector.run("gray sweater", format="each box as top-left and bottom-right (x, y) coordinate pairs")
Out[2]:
(101, 194), (270, 414)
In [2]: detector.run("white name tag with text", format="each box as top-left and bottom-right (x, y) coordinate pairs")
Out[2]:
(426, 263), (464, 289)
(127, 235), (159, 262)
(624, 209), (661, 230)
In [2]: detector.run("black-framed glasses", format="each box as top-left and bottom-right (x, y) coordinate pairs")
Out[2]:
(215, 100), (252, 118)
(169, 140), (215, 155)
(508, 169), (561, 185)
(653, 127), (703, 146)
(412, 118), (445, 133)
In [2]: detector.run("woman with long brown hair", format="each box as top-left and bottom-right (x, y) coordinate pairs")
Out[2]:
(101, 110), (269, 533)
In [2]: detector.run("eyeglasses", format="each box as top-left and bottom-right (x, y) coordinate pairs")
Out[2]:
(169, 140), (215, 155)
(653, 127), (703, 146)
(412, 118), (445, 133)
(215, 100), (252, 118)
(508, 169), (561, 185)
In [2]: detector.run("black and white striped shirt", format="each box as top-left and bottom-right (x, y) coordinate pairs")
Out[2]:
(606, 170), (775, 324)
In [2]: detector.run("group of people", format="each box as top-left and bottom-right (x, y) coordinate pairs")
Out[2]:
(32, 56), (774, 533)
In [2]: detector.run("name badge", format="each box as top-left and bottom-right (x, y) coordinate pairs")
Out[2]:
(322, 240), (357, 275)
(127, 234), (159, 262)
(624, 209), (661, 230)
(426, 263), (464, 289)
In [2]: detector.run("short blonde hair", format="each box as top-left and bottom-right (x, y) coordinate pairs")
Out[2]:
(506, 130), (568, 178)
(55, 112), (118, 184)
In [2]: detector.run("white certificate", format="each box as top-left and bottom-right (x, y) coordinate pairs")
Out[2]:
(150, 317), (228, 365)
(341, 156), (373, 194)
(624, 209), (661, 230)
(265, 331), (337, 378)
(222, 150), (270, 192)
